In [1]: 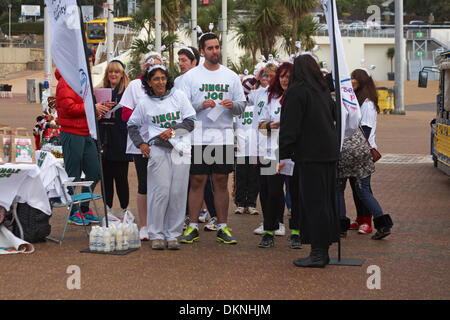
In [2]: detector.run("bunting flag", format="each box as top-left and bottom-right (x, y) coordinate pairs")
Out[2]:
(45, 0), (97, 139)
(322, 0), (361, 149)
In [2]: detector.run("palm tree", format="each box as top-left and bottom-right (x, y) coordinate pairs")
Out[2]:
(233, 18), (259, 65)
(297, 14), (319, 52)
(130, 0), (155, 41)
(251, 0), (284, 58)
(281, 0), (318, 53)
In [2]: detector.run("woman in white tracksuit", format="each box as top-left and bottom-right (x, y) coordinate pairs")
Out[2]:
(127, 64), (196, 250)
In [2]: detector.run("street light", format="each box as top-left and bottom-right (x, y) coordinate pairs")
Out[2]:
(8, 4), (12, 47)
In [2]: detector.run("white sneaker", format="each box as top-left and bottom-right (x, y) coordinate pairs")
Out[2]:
(139, 226), (149, 241)
(253, 222), (265, 235)
(247, 207), (259, 215)
(234, 207), (246, 214)
(275, 223), (286, 236)
(204, 216), (218, 231)
(198, 209), (209, 223)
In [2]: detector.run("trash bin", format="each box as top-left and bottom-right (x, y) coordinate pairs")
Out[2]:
(38, 82), (45, 103)
(377, 87), (395, 113)
(26, 79), (39, 103)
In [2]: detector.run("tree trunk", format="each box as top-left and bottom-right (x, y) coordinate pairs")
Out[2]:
(291, 18), (298, 54)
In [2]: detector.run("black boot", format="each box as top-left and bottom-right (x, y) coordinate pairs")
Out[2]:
(340, 217), (350, 238)
(371, 214), (393, 240)
(293, 247), (328, 268)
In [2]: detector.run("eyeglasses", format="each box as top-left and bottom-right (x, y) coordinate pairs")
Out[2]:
(151, 76), (167, 82)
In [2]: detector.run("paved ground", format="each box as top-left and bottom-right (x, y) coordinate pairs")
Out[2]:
(0, 93), (449, 302)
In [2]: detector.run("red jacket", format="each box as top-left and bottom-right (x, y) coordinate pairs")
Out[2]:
(55, 69), (90, 136)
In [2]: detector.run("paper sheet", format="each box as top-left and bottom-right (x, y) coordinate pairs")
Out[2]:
(279, 159), (295, 176)
(94, 88), (112, 104)
(207, 105), (226, 122)
(103, 104), (122, 119)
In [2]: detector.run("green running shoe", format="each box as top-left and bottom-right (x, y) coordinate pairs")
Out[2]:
(217, 226), (237, 244)
(180, 225), (200, 244)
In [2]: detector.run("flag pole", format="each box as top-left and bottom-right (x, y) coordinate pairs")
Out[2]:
(328, 0), (363, 267)
(76, 0), (109, 228)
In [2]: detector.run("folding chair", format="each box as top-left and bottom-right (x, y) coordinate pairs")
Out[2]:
(46, 179), (103, 244)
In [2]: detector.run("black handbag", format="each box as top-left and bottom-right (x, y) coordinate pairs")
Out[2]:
(12, 203), (51, 243)
(359, 126), (382, 163)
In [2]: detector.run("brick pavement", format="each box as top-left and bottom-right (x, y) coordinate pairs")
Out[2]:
(0, 97), (449, 301)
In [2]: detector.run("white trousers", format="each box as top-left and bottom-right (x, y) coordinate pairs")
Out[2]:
(146, 146), (190, 241)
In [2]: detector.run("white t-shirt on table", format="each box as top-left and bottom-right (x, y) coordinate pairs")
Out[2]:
(179, 64), (246, 146)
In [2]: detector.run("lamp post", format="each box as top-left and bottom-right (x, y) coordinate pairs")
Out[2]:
(393, 0), (405, 114)
(8, 4), (12, 47)
(155, 0), (161, 52)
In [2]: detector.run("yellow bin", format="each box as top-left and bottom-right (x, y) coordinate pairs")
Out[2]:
(377, 87), (395, 113)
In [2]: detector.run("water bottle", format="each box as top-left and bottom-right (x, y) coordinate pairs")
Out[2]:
(103, 228), (111, 252)
(133, 223), (141, 248)
(96, 227), (105, 252)
(122, 224), (129, 250)
(109, 226), (116, 252)
(89, 227), (97, 251)
(116, 227), (123, 251)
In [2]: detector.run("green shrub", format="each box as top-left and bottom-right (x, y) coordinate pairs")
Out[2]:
(0, 22), (44, 35)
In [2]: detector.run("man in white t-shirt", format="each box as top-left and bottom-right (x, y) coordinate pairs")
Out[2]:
(179, 33), (246, 245)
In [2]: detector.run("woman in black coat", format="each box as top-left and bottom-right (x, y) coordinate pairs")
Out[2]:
(278, 54), (340, 268)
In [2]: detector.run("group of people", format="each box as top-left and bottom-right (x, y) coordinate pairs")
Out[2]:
(55, 33), (393, 268)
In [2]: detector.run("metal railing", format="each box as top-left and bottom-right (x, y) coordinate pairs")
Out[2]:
(313, 24), (450, 39)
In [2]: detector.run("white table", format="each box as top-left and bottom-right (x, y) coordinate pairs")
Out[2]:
(0, 163), (52, 215)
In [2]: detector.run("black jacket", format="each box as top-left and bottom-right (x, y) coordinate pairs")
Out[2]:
(279, 81), (339, 163)
(98, 86), (132, 162)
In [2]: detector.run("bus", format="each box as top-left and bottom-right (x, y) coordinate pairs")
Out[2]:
(421, 50), (450, 176)
(85, 17), (133, 44)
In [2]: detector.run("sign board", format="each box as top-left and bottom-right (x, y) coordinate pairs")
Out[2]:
(21, 5), (41, 17)
(81, 6), (94, 23)
(416, 51), (424, 57)
(103, 3), (108, 18)
(416, 32), (424, 38)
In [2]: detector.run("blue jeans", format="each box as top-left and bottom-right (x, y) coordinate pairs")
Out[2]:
(285, 177), (292, 211)
(336, 175), (383, 219)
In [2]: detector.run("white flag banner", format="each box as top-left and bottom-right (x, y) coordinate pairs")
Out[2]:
(45, 0), (97, 139)
(322, 0), (361, 149)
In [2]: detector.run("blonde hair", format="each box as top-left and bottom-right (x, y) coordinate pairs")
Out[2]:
(102, 61), (130, 94)
(264, 63), (278, 75)
(139, 53), (163, 72)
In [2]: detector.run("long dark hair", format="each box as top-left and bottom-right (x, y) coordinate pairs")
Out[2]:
(289, 54), (328, 92)
(351, 69), (380, 113)
(267, 62), (293, 104)
(141, 66), (174, 97)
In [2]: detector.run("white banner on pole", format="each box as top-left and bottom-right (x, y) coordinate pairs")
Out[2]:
(45, 0), (97, 139)
(322, 0), (361, 148)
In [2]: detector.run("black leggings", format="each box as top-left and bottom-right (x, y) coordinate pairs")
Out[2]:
(103, 160), (130, 209)
(260, 173), (285, 231)
(133, 154), (148, 195)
